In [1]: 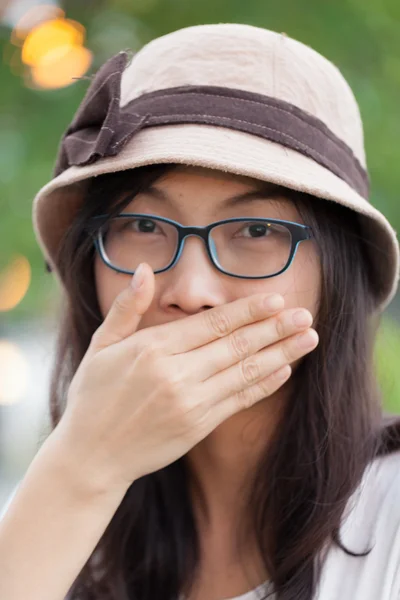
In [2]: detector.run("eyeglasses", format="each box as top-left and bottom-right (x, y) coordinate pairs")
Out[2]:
(89, 213), (314, 279)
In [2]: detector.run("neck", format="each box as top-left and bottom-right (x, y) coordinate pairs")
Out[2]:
(185, 389), (288, 531)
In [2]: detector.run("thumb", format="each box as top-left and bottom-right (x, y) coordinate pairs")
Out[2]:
(90, 263), (155, 353)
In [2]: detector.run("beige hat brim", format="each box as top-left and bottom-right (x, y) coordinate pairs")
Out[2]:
(32, 123), (399, 312)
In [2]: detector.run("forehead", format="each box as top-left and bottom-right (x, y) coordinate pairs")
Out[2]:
(120, 166), (302, 222)
(149, 165), (284, 197)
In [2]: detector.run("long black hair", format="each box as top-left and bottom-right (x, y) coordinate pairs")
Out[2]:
(47, 164), (400, 600)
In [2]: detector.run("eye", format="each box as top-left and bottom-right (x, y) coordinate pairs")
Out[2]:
(130, 218), (160, 233)
(117, 217), (163, 234)
(235, 222), (272, 238)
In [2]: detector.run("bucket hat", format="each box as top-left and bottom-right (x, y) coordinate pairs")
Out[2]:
(32, 23), (399, 312)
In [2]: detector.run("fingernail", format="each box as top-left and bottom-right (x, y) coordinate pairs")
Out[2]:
(297, 330), (318, 349)
(292, 310), (312, 328)
(131, 263), (145, 291)
(276, 365), (291, 380)
(264, 294), (284, 311)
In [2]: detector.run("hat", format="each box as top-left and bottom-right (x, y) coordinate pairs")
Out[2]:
(32, 23), (399, 312)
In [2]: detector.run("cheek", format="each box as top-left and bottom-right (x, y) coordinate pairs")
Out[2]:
(94, 255), (131, 317)
(239, 243), (321, 316)
(284, 243), (321, 316)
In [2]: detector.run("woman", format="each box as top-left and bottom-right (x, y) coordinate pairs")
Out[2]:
(1, 23), (399, 600)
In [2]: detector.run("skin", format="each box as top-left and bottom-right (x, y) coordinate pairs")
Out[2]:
(94, 165), (321, 594)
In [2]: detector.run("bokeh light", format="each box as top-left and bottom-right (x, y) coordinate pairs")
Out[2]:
(29, 44), (92, 88)
(0, 340), (29, 405)
(0, 255), (31, 312)
(7, 4), (93, 90)
(21, 16), (85, 65)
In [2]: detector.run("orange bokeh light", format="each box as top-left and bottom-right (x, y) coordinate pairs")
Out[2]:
(21, 17), (85, 66)
(6, 5), (93, 90)
(0, 255), (31, 312)
(29, 44), (93, 89)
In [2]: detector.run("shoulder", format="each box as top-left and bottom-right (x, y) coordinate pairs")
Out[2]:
(341, 449), (400, 546)
(363, 448), (400, 502)
(316, 450), (400, 599)
(361, 448), (400, 515)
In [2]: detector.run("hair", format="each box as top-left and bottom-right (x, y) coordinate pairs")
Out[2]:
(48, 163), (400, 600)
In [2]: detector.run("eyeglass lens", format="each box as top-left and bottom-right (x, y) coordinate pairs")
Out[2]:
(100, 216), (292, 277)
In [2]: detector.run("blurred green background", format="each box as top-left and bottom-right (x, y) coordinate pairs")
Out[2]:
(0, 0), (399, 415)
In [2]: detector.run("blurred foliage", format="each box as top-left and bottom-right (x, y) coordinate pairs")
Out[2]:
(375, 316), (400, 414)
(0, 0), (399, 408)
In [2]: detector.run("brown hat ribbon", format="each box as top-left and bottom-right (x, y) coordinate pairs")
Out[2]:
(54, 51), (369, 199)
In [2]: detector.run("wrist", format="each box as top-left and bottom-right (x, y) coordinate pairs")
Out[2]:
(40, 422), (130, 505)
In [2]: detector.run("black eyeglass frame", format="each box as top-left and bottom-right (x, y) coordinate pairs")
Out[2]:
(88, 213), (314, 280)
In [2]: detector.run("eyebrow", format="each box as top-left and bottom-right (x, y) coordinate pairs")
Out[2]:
(140, 183), (289, 207)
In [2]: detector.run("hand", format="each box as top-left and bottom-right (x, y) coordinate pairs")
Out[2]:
(56, 263), (319, 494)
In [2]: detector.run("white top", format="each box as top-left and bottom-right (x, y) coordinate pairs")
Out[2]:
(220, 580), (272, 600)
(180, 449), (400, 600)
(2, 450), (400, 600)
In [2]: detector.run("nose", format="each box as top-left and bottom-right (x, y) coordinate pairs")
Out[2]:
(157, 234), (228, 316)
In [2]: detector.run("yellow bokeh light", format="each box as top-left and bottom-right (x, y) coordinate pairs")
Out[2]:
(0, 255), (31, 312)
(30, 44), (93, 89)
(8, 7), (92, 91)
(0, 341), (29, 406)
(22, 17), (85, 66)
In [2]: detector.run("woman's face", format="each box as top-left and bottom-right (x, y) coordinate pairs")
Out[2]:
(95, 166), (321, 366)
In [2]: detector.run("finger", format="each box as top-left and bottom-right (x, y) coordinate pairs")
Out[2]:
(188, 307), (313, 381)
(159, 292), (285, 355)
(89, 262), (155, 354)
(202, 328), (319, 405)
(212, 364), (293, 425)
